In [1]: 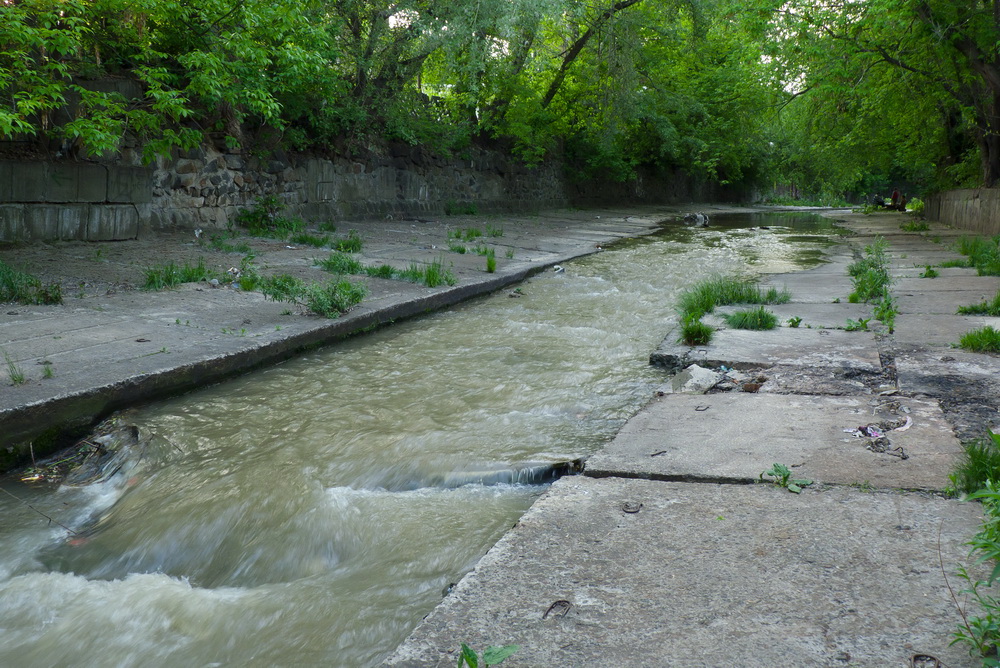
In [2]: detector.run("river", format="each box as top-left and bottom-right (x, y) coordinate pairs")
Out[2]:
(0, 211), (841, 667)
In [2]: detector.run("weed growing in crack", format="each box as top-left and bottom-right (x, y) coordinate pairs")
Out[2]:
(958, 326), (1000, 353)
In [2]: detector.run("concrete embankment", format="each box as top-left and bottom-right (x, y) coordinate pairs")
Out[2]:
(387, 211), (1000, 667)
(1, 207), (701, 469)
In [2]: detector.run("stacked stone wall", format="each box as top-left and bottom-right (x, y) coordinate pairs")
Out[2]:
(2, 142), (725, 242)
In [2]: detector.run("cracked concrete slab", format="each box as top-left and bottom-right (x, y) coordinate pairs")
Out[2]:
(387, 476), (980, 668)
(584, 393), (960, 491)
(651, 327), (881, 373)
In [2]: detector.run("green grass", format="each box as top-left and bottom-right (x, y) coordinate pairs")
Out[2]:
(723, 306), (778, 330)
(847, 237), (892, 303)
(950, 431), (1000, 495)
(234, 195), (305, 238)
(675, 276), (789, 346)
(919, 265), (939, 278)
(3, 349), (25, 385)
(940, 258), (973, 268)
(873, 291), (897, 332)
(955, 235), (1000, 276)
(678, 316), (714, 345)
(486, 224), (504, 238)
(444, 201), (477, 215)
(676, 277), (790, 322)
(304, 279), (366, 317)
(316, 252), (364, 274)
(958, 325), (1000, 353)
(364, 264), (397, 279)
(0, 260), (63, 305)
(143, 259), (222, 290)
(450, 227), (483, 242)
(449, 242), (468, 254)
(485, 248), (496, 273)
(258, 273), (306, 303)
(333, 229), (363, 253)
(900, 221), (930, 232)
(318, 221), (337, 233)
(289, 232), (331, 248)
(958, 291), (1000, 316)
(398, 258), (456, 287)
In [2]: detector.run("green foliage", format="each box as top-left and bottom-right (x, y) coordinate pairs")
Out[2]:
(847, 237), (892, 304)
(235, 197), (304, 239)
(759, 463), (813, 494)
(956, 237), (1000, 277)
(445, 202), (479, 216)
(143, 259), (221, 290)
(449, 243), (468, 254)
(959, 326), (1000, 353)
(787, 316), (802, 328)
(457, 643), (520, 668)
(873, 292), (897, 333)
(951, 432), (1000, 496)
(920, 266), (939, 279)
(317, 252), (364, 275)
(958, 292), (1000, 317)
(900, 221), (930, 232)
(0, 260), (63, 305)
(723, 306), (778, 330)
(907, 198), (925, 214)
(678, 315), (714, 346)
(3, 349), (26, 386)
(303, 280), (367, 318)
(289, 232), (331, 248)
(258, 274), (306, 303)
(952, 475), (1000, 662)
(333, 230), (363, 253)
(364, 264), (397, 280)
(844, 318), (871, 332)
(485, 248), (497, 273)
(486, 225), (504, 238)
(676, 276), (790, 322)
(399, 259), (457, 288)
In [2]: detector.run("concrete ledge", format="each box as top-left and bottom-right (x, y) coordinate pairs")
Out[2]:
(387, 477), (980, 667)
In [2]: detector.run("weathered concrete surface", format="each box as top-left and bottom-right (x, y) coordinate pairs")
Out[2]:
(387, 476), (981, 668)
(651, 326), (881, 373)
(584, 393), (960, 491)
(0, 208), (684, 462)
(391, 209), (997, 668)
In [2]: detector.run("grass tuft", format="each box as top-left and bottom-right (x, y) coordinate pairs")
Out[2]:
(958, 325), (1000, 353)
(143, 259), (221, 290)
(316, 252), (364, 275)
(950, 431), (1000, 495)
(0, 260), (63, 305)
(723, 306), (778, 330)
(958, 291), (1000, 316)
(678, 316), (714, 345)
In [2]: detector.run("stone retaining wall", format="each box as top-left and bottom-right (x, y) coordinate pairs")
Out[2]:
(925, 188), (1000, 235)
(1, 143), (727, 242)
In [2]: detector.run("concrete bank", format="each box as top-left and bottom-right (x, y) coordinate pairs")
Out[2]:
(1, 205), (735, 469)
(387, 211), (1000, 667)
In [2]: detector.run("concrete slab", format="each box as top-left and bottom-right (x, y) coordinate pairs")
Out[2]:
(651, 326), (881, 373)
(896, 289), (1000, 315)
(896, 276), (1000, 293)
(584, 393), (960, 490)
(714, 302), (873, 329)
(387, 477), (980, 668)
(893, 314), (1000, 347)
(761, 272), (855, 303)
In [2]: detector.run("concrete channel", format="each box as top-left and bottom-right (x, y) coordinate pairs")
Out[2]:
(386, 210), (1000, 667)
(2, 206), (998, 666)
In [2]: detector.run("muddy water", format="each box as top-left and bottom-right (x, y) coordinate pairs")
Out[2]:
(0, 211), (841, 666)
